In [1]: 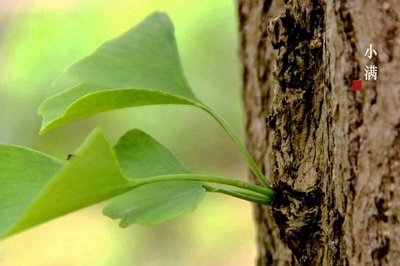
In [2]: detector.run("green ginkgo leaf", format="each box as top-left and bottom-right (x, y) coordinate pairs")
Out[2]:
(104, 129), (205, 226)
(39, 11), (203, 134)
(0, 126), (272, 239)
(0, 128), (130, 239)
(103, 181), (205, 227)
(113, 129), (190, 179)
(37, 11), (270, 188)
(2, 11), (273, 242)
(0, 128), (216, 239)
(0, 144), (63, 236)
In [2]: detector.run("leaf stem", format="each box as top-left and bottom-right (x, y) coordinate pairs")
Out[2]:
(202, 184), (272, 204)
(128, 174), (275, 198)
(199, 104), (270, 187)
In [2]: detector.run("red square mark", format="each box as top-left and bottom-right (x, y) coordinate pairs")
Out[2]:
(352, 80), (362, 91)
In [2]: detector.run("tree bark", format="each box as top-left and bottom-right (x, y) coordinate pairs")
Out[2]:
(237, 0), (400, 265)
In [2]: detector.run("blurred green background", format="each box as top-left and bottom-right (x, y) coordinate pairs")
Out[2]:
(0, 0), (256, 265)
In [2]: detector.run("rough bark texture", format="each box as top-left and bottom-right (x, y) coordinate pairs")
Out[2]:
(237, 0), (400, 265)
(238, 1), (294, 265)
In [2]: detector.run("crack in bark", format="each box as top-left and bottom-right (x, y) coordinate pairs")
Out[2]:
(238, 1), (296, 265)
(267, 0), (327, 264)
(272, 183), (324, 264)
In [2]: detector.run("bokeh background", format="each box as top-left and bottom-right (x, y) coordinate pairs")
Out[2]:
(0, 0), (256, 265)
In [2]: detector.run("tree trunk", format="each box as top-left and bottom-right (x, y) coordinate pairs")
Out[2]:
(237, 0), (400, 265)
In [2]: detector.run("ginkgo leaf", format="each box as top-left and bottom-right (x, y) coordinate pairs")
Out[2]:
(0, 128), (130, 239)
(37, 10), (271, 189)
(0, 145), (63, 236)
(103, 181), (205, 227)
(39, 11), (203, 134)
(1, 10), (273, 243)
(0, 128), (208, 239)
(103, 129), (205, 226)
(113, 128), (190, 179)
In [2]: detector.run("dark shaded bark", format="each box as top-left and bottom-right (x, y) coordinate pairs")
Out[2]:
(237, 0), (400, 265)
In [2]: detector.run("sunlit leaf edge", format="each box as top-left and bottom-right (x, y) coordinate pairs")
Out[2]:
(39, 86), (203, 134)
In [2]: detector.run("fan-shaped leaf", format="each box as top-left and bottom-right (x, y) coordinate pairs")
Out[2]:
(39, 11), (203, 134)
(0, 128), (207, 239)
(0, 128), (130, 238)
(0, 145), (63, 237)
(103, 181), (205, 227)
(105, 129), (205, 226)
(113, 128), (190, 179)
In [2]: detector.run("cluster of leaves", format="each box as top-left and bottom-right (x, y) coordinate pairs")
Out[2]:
(0, 12), (275, 240)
